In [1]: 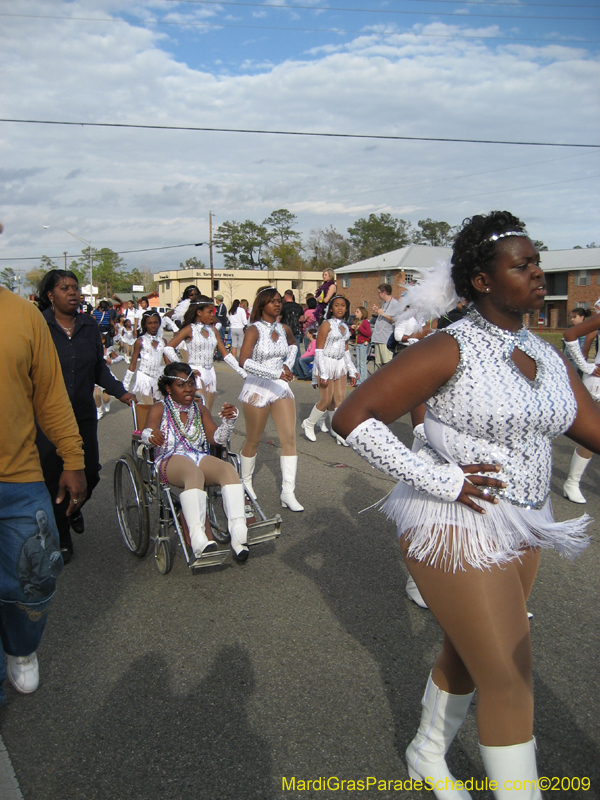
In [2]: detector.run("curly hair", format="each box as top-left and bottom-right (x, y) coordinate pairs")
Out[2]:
(250, 287), (280, 323)
(451, 211), (527, 302)
(157, 362), (193, 396)
(36, 269), (79, 311)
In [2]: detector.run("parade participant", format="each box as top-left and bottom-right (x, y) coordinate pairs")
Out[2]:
(172, 285), (201, 326)
(315, 269), (337, 322)
(333, 211), (600, 799)
(302, 296), (358, 445)
(142, 363), (249, 562)
(351, 307), (371, 385)
(561, 306), (600, 503)
(36, 271), (135, 562)
(135, 297), (150, 333)
(1, 250), (86, 699)
(163, 297), (246, 411)
(122, 310), (166, 403)
(238, 287), (303, 512)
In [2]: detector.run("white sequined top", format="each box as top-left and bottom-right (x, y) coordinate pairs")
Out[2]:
(187, 323), (217, 369)
(322, 317), (351, 359)
(425, 309), (577, 509)
(138, 334), (165, 378)
(244, 321), (289, 379)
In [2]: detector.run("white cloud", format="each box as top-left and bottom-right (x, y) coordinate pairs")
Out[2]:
(1, 4), (598, 272)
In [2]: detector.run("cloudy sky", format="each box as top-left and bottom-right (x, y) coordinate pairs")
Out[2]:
(1, 0), (599, 277)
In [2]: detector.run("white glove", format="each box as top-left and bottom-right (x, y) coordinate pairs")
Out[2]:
(224, 352), (247, 379)
(213, 410), (238, 445)
(123, 369), (135, 391)
(344, 349), (358, 378)
(164, 346), (182, 363)
(140, 428), (153, 445)
(346, 418), (465, 502)
(563, 339), (595, 375)
(283, 345), (298, 373)
(243, 359), (282, 380)
(313, 349), (326, 378)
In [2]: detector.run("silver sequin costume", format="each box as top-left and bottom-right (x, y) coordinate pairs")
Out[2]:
(186, 323), (218, 393)
(133, 334), (165, 399)
(154, 400), (210, 478)
(348, 309), (590, 572)
(312, 318), (358, 383)
(239, 321), (295, 407)
(563, 334), (600, 401)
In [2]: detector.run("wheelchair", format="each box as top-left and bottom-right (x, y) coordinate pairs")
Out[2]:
(114, 404), (282, 574)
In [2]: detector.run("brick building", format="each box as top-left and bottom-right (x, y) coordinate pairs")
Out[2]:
(334, 245), (600, 329)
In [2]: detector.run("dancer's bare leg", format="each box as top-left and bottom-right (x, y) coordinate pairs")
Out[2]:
(270, 397), (297, 456)
(166, 454), (240, 489)
(330, 376), (347, 410)
(316, 382), (334, 413)
(241, 403), (271, 458)
(203, 390), (215, 412)
(402, 540), (540, 746)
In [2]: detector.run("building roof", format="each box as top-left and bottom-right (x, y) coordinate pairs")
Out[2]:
(335, 245), (600, 275)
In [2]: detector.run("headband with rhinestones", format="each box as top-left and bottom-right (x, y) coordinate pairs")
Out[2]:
(485, 231), (528, 243)
(256, 285), (277, 296)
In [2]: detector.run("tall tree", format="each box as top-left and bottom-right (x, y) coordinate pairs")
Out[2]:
(414, 219), (456, 247)
(263, 209), (303, 269)
(531, 240), (548, 252)
(263, 209), (300, 248)
(306, 226), (352, 271)
(214, 220), (270, 269)
(347, 213), (414, 260)
(179, 256), (208, 269)
(0, 268), (17, 291)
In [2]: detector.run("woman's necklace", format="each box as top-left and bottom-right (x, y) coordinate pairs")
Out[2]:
(164, 396), (206, 449)
(56, 316), (76, 338)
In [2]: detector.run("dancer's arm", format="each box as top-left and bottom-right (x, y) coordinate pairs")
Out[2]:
(314, 320), (331, 388)
(164, 324), (192, 363)
(141, 402), (165, 446)
(563, 358), (600, 454)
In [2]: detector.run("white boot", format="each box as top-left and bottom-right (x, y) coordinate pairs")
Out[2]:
(319, 413), (329, 433)
(280, 456), (304, 512)
(301, 404), (326, 442)
(406, 576), (428, 609)
(221, 484), (249, 563)
(563, 450), (591, 504)
(406, 672), (475, 800)
(179, 488), (217, 556)
(240, 454), (257, 500)
(103, 398), (111, 414)
(328, 410), (349, 446)
(479, 739), (542, 799)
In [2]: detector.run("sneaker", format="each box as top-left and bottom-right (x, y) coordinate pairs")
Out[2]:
(96, 407), (104, 420)
(103, 401), (110, 413)
(6, 652), (39, 694)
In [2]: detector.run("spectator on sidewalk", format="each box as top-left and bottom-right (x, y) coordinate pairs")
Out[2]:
(371, 283), (402, 369)
(280, 290), (304, 373)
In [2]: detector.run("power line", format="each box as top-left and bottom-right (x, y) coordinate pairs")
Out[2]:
(0, 118), (597, 149)
(0, 242), (207, 263)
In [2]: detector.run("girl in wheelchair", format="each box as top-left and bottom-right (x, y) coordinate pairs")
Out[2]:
(141, 363), (249, 563)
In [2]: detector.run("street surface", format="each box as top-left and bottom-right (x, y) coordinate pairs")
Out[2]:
(1, 363), (598, 800)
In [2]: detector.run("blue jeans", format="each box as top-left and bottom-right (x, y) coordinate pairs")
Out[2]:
(355, 343), (369, 384)
(296, 355), (314, 380)
(0, 481), (63, 704)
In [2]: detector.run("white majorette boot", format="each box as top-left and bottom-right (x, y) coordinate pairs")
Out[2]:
(240, 454), (257, 500)
(280, 455), (304, 511)
(479, 739), (542, 799)
(179, 488), (218, 557)
(221, 484), (249, 563)
(328, 410), (349, 446)
(406, 672), (475, 800)
(301, 404), (326, 442)
(406, 576), (428, 609)
(563, 450), (591, 504)
(319, 413), (329, 433)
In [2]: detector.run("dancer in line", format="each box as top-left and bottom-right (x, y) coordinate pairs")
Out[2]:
(238, 287), (303, 512)
(561, 306), (600, 503)
(142, 363), (249, 562)
(163, 297), (246, 411)
(123, 310), (166, 403)
(333, 211), (599, 800)
(302, 295), (358, 445)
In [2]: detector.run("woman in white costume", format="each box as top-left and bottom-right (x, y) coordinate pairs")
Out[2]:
(333, 211), (600, 800)
(302, 295), (358, 446)
(142, 363), (249, 562)
(238, 287), (303, 512)
(561, 306), (600, 503)
(163, 297), (246, 412)
(122, 310), (166, 403)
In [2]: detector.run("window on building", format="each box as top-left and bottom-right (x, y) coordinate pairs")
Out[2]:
(341, 275), (351, 288)
(213, 280), (219, 291)
(549, 272), (568, 294)
(383, 271), (395, 285)
(165, 281), (170, 290)
(578, 301), (591, 310)
(363, 300), (368, 308)
(291, 280), (300, 289)
(575, 270), (591, 286)
(404, 270), (416, 285)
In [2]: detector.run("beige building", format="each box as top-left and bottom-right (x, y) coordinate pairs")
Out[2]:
(154, 267), (323, 309)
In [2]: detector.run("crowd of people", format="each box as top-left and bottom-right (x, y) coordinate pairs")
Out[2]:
(1, 211), (599, 799)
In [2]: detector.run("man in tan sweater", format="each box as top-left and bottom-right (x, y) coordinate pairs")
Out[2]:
(0, 271), (86, 703)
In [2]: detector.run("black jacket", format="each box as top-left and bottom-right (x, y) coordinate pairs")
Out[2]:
(280, 301), (304, 337)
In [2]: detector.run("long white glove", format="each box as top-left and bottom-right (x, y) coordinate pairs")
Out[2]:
(283, 345), (298, 373)
(122, 369), (135, 391)
(313, 349), (325, 377)
(213, 409), (239, 445)
(344, 349), (358, 378)
(346, 418), (465, 502)
(224, 353), (247, 379)
(164, 346), (182, 363)
(563, 339), (595, 375)
(243, 358), (283, 380)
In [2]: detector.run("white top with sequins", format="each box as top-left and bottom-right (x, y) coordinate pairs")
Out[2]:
(187, 323), (217, 369)
(138, 334), (165, 378)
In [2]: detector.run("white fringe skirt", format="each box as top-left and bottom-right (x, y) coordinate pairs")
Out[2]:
(239, 375), (294, 407)
(583, 373), (600, 401)
(312, 355), (347, 385)
(189, 364), (217, 394)
(381, 482), (591, 572)
(133, 370), (161, 400)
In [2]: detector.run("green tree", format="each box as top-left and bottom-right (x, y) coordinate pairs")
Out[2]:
(348, 214), (414, 260)
(306, 226), (352, 271)
(214, 220), (270, 269)
(76, 247), (127, 296)
(179, 256), (208, 269)
(0, 268), (17, 291)
(263, 209), (304, 269)
(414, 219), (456, 247)
(531, 240), (548, 252)
(263, 209), (300, 248)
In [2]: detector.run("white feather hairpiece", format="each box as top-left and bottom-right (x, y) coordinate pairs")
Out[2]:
(172, 298), (191, 323)
(395, 259), (459, 330)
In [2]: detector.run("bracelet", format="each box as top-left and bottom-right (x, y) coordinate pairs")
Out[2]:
(141, 428), (153, 445)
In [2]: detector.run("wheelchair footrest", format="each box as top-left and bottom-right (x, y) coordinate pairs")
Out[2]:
(247, 514), (282, 545)
(189, 549), (231, 571)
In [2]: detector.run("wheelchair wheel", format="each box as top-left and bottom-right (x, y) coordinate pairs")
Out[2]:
(114, 455), (150, 557)
(207, 488), (231, 544)
(154, 537), (175, 575)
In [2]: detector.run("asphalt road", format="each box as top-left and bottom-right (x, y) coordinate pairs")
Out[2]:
(2, 363), (598, 800)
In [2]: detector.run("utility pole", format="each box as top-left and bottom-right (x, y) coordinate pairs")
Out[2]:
(64, 252), (67, 269)
(209, 211), (214, 300)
